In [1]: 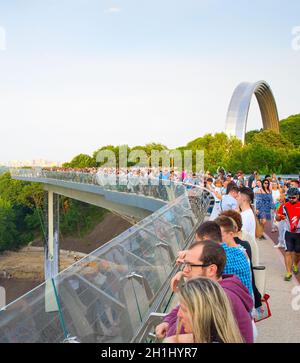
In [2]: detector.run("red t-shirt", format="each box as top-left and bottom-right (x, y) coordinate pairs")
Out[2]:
(277, 202), (300, 233)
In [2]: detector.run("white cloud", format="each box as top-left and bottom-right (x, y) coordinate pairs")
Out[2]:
(104, 7), (121, 14)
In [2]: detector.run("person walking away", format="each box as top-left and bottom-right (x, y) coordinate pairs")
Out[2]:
(248, 171), (257, 190)
(255, 179), (274, 238)
(276, 188), (300, 281)
(271, 181), (281, 232)
(274, 191), (287, 249)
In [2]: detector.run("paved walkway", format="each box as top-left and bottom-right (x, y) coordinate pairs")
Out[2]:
(256, 229), (300, 343)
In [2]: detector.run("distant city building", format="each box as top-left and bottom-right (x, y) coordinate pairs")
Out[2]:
(0, 159), (62, 167)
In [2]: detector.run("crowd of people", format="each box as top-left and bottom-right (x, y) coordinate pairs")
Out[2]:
(45, 166), (300, 343)
(152, 170), (300, 343)
(45, 166), (203, 185)
(205, 170), (300, 282)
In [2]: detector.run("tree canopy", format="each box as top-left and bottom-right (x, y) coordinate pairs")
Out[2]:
(63, 114), (300, 175)
(279, 114), (300, 147)
(1, 113), (299, 253)
(245, 114), (300, 147)
(251, 130), (294, 149)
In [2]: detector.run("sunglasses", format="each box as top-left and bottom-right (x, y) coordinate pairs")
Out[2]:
(288, 196), (298, 200)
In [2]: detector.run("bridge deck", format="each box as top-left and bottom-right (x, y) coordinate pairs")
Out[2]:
(257, 228), (300, 343)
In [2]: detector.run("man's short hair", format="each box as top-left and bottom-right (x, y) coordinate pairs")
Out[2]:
(220, 210), (242, 232)
(215, 215), (237, 233)
(189, 240), (226, 278)
(196, 221), (222, 243)
(226, 182), (239, 195)
(291, 179), (300, 186)
(207, 177), (213, 183)
(239, 186), (254, 204)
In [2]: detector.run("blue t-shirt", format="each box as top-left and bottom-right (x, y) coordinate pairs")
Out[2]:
(221, 243), (253, 297)
(221, 194), (238, 211)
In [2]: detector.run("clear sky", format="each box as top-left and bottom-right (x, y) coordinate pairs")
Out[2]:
(0, 0), (299, 163)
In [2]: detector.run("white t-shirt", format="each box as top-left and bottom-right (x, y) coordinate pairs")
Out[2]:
(214, 187), (222, 201)
(272, 189), (281, 204)
(241, 208), (256, 238)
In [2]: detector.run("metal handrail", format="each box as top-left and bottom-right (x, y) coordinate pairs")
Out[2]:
(3, 169), (215, 343)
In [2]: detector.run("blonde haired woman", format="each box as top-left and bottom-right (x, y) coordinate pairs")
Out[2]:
(164, 277), (244, 343)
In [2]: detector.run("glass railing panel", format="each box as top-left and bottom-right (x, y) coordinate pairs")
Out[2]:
(157, 205), (193, 244)
(52, 270), (139, 343)
(121, 230), (169, 293)
(2, 170), (213, 343)
(151, 217), (184, 251)
(10, 169), (188, 204)
(0, 279), (64, 343)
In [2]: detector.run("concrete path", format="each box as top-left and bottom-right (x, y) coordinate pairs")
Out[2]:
(256, 232), (300, 343)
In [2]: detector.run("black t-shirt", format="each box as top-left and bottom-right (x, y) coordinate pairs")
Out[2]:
(234, 237), (252, 262)
(248, 175), (255, 189)
(234, 237), (262, 308)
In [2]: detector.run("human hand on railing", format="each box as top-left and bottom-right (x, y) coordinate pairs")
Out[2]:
(170, 271), (185, 293)
(155, 322), (169, 340)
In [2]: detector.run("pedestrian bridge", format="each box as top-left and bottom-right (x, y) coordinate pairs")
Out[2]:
(11, 169), (173, 221)
(0, 170), (214, 343)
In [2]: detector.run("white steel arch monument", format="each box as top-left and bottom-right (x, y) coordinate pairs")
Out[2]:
(225, 81), (280, 144)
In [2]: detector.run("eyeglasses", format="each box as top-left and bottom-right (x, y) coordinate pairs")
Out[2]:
(288, 196), (298, 200)
(182, 262), (211, 272)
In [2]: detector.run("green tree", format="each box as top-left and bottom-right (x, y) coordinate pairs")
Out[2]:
(245, 130), (261, 144)
(0, 197), (18, 251)
(93, 145), (123, 167)
(239, 144), (285, 174)
(251, 129), (293, 149)
(185, 133), (242, 172)
(65, 153), (96, 168)
(283, 149), (300, 174)
(0, 173), (45, 249)
(60, 198), (106, 237)
(280, 114), (300, 147)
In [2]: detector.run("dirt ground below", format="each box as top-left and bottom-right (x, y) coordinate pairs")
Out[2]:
(0, 212), (132, 305)
(32, 212), (132, 254)
(0, 278), (41, 305)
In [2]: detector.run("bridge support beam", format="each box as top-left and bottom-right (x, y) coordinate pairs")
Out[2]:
(45, 190), (60, 312)
(0, 286), (5, 310)
(43, 183), (155, 221)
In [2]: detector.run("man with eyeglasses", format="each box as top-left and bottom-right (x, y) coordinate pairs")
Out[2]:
(155, 239), (254, 343)
(276, 188), (300, 281)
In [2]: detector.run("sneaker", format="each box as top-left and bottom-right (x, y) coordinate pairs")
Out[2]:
(284, 273), (292, 281)
(274, 243), (284, 248)
(292, 264), (299, 275)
